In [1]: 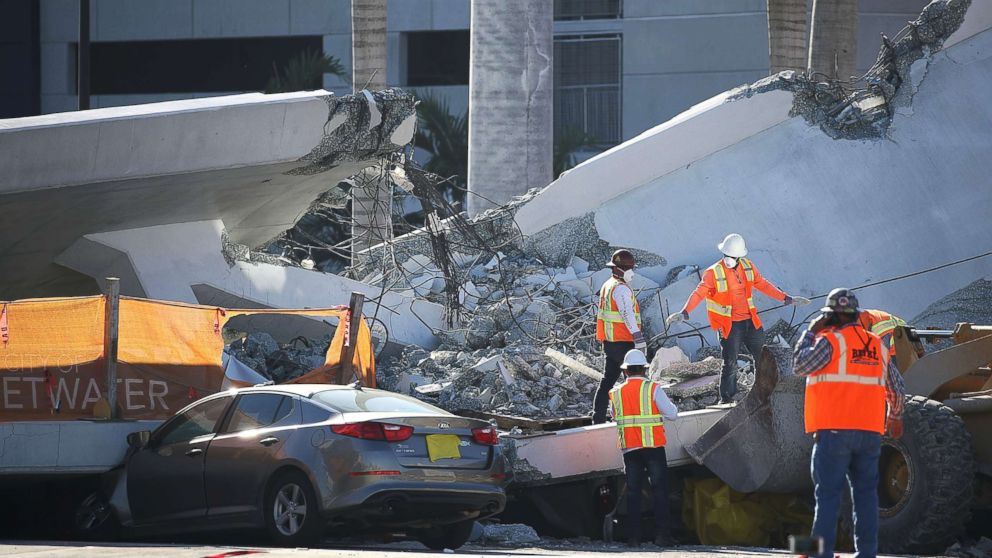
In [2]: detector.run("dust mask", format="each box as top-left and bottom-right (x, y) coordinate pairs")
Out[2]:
(723, 256), (739, 268)
(622, 268), (635, 282)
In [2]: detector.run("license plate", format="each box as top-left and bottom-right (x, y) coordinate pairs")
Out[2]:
(426, 434), (462, 462)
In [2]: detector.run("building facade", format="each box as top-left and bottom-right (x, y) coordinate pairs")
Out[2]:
(8, 0), (927, 145)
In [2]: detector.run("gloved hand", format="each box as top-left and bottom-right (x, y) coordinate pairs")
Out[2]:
(785, 295), (811, 306)
(665, 310), (689, 326)
(632, 332), (647, 352)
(887, 417), (903, 439)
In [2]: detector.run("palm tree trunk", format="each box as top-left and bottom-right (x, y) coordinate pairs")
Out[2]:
(808, 0), (858, 80)
(350, 0), (390, 262)
(768, 0), (808, 74)
(467, 0), (553, 217)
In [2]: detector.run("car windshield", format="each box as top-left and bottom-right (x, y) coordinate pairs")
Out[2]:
(312, 389), (449, 415)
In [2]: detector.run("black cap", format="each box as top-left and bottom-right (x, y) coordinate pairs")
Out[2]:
(821, 288), (860, 314)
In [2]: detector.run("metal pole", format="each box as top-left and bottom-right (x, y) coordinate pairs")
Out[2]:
(341, 292), (365, 384)
(78, 0), (90, 110)
(104, 277), (120, 418)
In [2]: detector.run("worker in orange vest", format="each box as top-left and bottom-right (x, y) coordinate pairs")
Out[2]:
(666, 233), (809, 403)
(858, 309), (906, 352)
(609, 348), (679, 547)
(594, 249), (645, 424)
(793, 288), (906, 558)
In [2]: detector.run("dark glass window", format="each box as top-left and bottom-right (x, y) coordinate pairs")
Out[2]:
(225, 394), (297, 433)
(554, 0), (622, 21)
(313, 389), (448, 415)
(554, 34), (621, 145)
(155, 396), (232, 446)
(405, 31), (470, 86)
(90, 36), (323, 94)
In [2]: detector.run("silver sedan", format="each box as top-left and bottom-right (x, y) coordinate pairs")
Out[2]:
(76, 384), (510, 549)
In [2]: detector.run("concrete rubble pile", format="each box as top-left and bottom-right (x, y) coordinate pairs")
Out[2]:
(913, 277), (992, 329)
(226, 331), (330, 383)
(646, 346), (757, 410)
(366, 198), (763, 417)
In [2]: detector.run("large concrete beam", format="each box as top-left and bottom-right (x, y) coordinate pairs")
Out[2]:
(0, 89), (416, 300)
(514, 7), (992, 343)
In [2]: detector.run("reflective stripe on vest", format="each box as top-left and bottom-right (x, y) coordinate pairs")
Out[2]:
(705, 259), (758, 337)
(596, 277), (642, 342)
(610, 378), (665, 449)
(804, 327), (888, 434)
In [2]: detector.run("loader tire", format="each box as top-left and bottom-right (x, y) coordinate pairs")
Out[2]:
(877, 396), (975, 554)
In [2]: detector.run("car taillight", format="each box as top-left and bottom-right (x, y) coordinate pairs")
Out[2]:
(472, 426), (499, 445)
(331, 422), (413, 442)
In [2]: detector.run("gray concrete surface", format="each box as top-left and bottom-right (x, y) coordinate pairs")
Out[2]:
(0, 540), (939, 557)
(0, 542), (789, 558)
(0, 421), (161, 475)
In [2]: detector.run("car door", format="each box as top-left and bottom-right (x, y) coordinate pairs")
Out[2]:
(204, 393), (301, 519)
(127, 395), (233, 525)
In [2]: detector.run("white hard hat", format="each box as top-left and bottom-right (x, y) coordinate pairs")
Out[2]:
(717, 233), (748, 258)
(621, 349), (649, 369)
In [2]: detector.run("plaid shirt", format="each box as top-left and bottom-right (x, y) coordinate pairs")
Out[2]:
(793, 323), (905, 421)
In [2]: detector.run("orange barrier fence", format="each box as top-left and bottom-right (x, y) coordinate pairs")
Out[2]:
(0, 293), (374, 421)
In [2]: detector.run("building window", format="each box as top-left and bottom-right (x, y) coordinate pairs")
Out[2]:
(90, 36), (323, 94)
(554, 34), (621, 146)
(554, 0), (622, 21)
(405, 31), (470, 86)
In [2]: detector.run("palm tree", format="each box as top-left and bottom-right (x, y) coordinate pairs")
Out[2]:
(414, 94), (469, 203)
(767, 0), (808, 74)
(553, 127), (593, 178)
(808, 0), (858, 80)
(265, 50), (345, 93)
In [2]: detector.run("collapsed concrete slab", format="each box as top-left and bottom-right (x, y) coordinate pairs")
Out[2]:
(56, 220), (443, 349)
(0, 88), (415, 300)
(514, 1), (992, 354)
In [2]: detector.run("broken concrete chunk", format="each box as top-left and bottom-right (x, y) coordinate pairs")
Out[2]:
(394, 372), (432, 395)
(544, 348), (604, 381)
(409, 273), (436, 297)
(660, 356), (724, 379)
(415, 381), (451, 395)
(570, 256), (590, 274)
(649, 346), (689, 376)
(482, 523), (540, 544)
(460, 281), (482, 312)
(667, 374), (720, 398)
(401, 253), (438, 275)
(473, 355), (503, 373)
(465, 314), (497, 350)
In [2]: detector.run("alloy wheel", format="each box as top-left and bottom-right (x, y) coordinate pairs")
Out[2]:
(273, 483), (308, 536)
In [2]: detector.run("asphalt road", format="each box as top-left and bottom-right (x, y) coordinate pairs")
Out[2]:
(0, 540), (943, 558)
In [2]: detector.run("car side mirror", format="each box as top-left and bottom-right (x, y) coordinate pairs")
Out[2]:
(127, 430), (151, 449)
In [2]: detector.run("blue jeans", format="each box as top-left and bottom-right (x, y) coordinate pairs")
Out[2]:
(810, 430), (881, 558)
(623, 446), (671, 542)
(719, 320), (765, 402)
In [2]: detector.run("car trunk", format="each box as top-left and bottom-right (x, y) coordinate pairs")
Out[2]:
(341, 412), (494, 470)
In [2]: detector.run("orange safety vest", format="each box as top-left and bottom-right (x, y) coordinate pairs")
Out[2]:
(596, 277), (641, 343)
(609, 377), (666, 449)
(859, 309), (906, 355)
(804, 325), (889, 434)
(704, 258), (760, 338)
